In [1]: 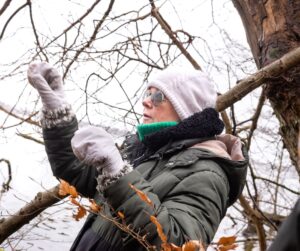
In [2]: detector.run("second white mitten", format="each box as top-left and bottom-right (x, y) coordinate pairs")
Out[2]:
(71, 126), (125, 175)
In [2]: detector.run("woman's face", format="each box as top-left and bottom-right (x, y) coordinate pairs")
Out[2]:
(142, 87), (180, 124)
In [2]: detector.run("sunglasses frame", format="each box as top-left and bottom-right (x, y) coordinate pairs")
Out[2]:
(143, 89), (166, 106)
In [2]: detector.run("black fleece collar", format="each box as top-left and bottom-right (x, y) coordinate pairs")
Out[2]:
(143, 108), (224, 150)
(123, 108), (224, 167)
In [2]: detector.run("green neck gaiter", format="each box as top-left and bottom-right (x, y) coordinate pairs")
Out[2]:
(136, 121), (178, 141)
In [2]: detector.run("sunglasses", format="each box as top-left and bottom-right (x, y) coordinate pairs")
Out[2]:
(143, 89), (167, 106)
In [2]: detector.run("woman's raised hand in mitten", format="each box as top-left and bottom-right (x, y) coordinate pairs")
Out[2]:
(27, 62), (67, 110)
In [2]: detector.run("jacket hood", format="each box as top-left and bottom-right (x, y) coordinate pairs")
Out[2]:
(192, 134), (245, 161)
(195, 134), (248, 206)
(164, 135), (248, 206)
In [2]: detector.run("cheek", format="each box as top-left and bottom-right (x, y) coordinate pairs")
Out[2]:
(151, 108), (162, 122)
(153, 106), (178, 122)
(157, 111), (169, 121)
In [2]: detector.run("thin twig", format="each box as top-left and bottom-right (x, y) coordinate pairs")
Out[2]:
(36, 0), (102, 57)
(0, 2), (29, 40)
(0, 103), (39, 127)
(27, 0), (48, 61)
(16, 132), (44, 145)
(255, 176), (300, 195)
(0, 159), (12, 192)
(247, 90), (266, 150)
(63, 0), (116, 79)
(149, 0), (201, 70)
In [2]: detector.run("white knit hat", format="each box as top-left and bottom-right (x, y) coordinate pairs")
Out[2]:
(147, 68), (217, 120)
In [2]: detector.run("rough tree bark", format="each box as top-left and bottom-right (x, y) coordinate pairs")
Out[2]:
(232, 0), (300, 174)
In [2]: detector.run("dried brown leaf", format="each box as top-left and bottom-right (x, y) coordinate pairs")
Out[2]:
(150, 215), (167, 243)
(59, 179), (78, 198)
(217, 236), (236, 246)
(73, 204), (87, 221)
(118, 211), (125, 219)
(89, 199), (101, 213)
(217, 236), (238, 251)
(69, 197), (80, 206)
(169, 243), (182, 251)
(129, 183), (153, 207)
(161, 243), (172, 251)
(218, 244), (238, 251)
(182, 240), (205, 251)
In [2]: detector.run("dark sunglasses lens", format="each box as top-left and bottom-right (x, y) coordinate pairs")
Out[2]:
(143, 90), (151, 100)
(152, 91), (164, 105)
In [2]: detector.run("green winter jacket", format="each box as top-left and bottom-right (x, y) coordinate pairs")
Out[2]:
(43, 118), (248, 250)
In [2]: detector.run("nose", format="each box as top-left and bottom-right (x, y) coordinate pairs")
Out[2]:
(142, 96), (153, 108)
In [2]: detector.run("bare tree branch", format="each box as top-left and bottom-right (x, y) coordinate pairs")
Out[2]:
(255, 176), (300, 195)
(63, 0), (116, 79)
(0, 2), (29, 40)
(0, 185), (65, 244)
(16, 132), (44, 145)
(0, 102), (39, 127)
(246, 89), (266, 150)
(149, 0), (201, 70)
(239, 195), (267, 251)
(0, 0), (12, 16)
(216, 46), (300, 111)
(0, 159), (12, 193)
(27, 0), (48, 61)
(38, 0), (102, 54)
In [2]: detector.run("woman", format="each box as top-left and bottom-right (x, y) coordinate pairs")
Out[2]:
(27, 62), (248, 250)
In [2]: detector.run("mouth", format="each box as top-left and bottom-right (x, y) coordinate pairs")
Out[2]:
(143, 113), (151, 119)
(143, 114), (152, 121)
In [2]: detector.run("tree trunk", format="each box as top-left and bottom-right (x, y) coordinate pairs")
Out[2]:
(232, 0), (300, 173)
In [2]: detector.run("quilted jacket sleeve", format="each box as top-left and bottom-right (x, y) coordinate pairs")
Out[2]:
(104, 160), (230, 248)
(43, 118), (98, 197)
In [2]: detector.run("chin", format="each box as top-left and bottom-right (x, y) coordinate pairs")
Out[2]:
(143, 118), (153, 124)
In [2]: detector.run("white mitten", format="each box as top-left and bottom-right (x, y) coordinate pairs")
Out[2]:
(71, 126), (125, 175)
(27, 62), (67, 110)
